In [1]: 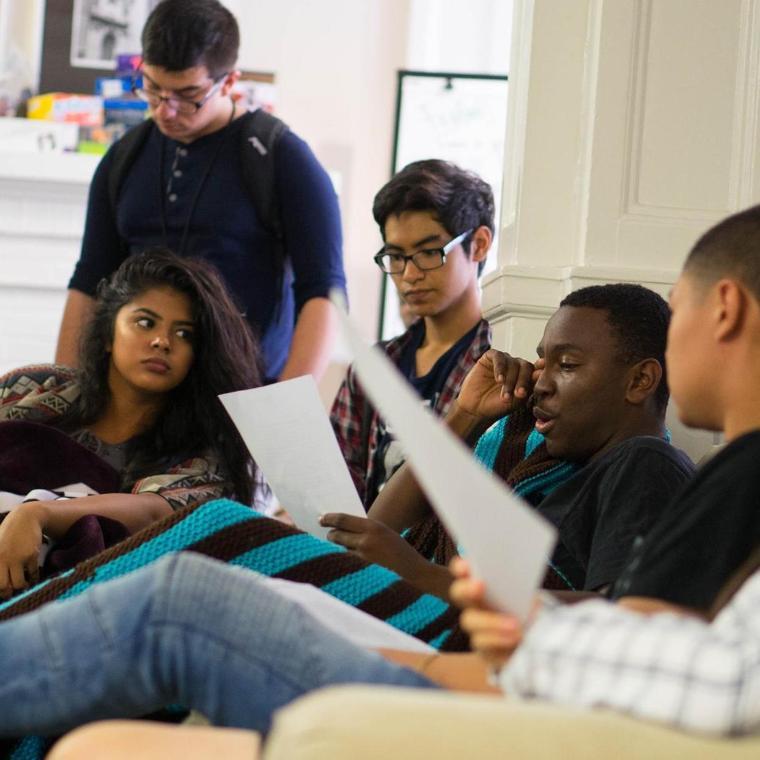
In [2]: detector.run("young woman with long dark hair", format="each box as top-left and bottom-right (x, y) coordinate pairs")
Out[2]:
(0, 248), (261, 598)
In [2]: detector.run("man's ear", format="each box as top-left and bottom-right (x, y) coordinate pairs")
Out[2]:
(221, 69), (241, 96)
(469, 225), (492, 264)
(713, 278), (748, 342)
(625, 358), (662, 405)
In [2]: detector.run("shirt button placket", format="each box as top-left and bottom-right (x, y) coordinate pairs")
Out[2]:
(168, 145), (188, 203)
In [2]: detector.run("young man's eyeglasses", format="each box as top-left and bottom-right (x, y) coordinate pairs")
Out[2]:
(132, 72), (229, 115)
(373, 229), (473, 274)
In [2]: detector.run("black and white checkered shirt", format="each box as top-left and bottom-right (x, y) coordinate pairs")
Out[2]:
(502, 570), (760, 735)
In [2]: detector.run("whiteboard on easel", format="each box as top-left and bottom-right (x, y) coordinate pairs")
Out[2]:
(380, 71), (509, 340)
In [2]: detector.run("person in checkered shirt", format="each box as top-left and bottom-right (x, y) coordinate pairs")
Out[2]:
(329, 159), (494, 511)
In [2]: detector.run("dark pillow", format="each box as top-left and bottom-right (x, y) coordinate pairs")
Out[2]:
(43, 514), (130, 577)
(0, 419), (120, 495)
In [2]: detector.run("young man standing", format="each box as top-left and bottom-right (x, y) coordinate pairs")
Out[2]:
(331, 159), (493, 507)
(56, 0), (346, 384)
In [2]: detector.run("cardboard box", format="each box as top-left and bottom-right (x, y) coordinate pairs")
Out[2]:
(27, 93), (103, 127)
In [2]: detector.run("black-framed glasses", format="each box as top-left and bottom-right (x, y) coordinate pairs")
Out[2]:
(373, 229), (473, 274)
(132, 72), (228, 115)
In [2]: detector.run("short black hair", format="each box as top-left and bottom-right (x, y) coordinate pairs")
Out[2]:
(142, 0), (239, 78)
(559, 284), (670, 413)
(372, 159), (495, 275)
(685, 204), (760, 301)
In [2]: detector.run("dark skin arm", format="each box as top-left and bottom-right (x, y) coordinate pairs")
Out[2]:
(323, 351), (538, 599)
(369, 350), (537, 530)
(320, 511), (455, 598)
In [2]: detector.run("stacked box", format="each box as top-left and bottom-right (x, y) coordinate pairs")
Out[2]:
(27, 93), (103, 127)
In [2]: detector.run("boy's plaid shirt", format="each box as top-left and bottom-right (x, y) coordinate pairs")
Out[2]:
(330, 319), (491, 508)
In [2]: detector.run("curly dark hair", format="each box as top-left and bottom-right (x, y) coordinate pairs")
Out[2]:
(142, 0), (239, 78)
(559, 284), (671, 413)
(372, 159), (495, 274)
(64, 248), (261, 503)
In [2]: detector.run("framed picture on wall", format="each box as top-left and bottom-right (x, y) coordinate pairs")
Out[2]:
(70, 0), (159, 69)
(39, 0), (156, 94)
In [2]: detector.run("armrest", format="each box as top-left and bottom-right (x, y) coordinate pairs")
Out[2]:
(264, 685), (760, 760)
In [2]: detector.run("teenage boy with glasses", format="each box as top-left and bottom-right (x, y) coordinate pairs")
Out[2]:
(331, 159), (494, 509)
(56, 0), (346, 385)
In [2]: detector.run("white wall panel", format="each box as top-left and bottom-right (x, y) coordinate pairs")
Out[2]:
(0, 152), (97, 374)
(484, 0), (756, 460)
(489, 0), (760, 322)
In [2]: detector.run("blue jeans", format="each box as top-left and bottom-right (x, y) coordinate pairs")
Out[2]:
(0, 553), (435, 737)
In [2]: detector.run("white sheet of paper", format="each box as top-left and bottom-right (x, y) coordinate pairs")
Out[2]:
(331, 293), (557, 620)
(220, 376), (365, 538)
(262, 576), (434, 653)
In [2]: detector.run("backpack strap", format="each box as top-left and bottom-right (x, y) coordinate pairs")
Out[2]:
(108, 111), (289, 233)
(239, 110), (289, 239)
(107, 119), (155, 214)
(239, 110), (289, 320)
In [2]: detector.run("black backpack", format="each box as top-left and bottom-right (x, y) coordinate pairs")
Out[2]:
(106, 108), (290, 287)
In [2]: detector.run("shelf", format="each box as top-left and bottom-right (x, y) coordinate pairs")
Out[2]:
(0, 150), (100, 185)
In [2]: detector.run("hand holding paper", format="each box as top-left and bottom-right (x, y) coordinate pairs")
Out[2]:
(320, 511), (443, 590)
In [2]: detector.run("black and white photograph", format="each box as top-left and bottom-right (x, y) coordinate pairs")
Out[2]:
(70, 0), (158, 69)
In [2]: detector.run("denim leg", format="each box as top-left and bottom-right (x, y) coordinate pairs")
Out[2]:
(0, 552), (170, 736)
(0, 553), (435, 737)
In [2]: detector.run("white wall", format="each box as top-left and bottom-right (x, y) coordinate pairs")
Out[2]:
(0, 0), (44, 101)
(225, 0), (412, 342)
(225, 0), (513, 342)
(406, 0), (511, 75)
(0, 0), (512, 378)
(486, 0), (760, 461)
(489, 0), (760, 355)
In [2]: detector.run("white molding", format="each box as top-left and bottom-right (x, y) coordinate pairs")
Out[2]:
(0, 150), (94, 369)
(622, 0), (652, 217)
(619, 0), (757, 221)
(485, 262), (680, 286)
(0, 282), (67, 294)
(0, 228), (82, 243)
(733, 0), (760, 207)
(482, 262), (678, 323)
(498, 0), (536, 265)
(574, 0), (605, 265)
(0, 151), (99, 185)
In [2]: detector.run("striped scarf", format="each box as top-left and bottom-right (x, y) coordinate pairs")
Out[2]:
(404, 405), (576, 583)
